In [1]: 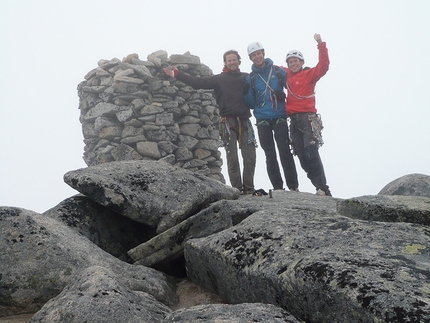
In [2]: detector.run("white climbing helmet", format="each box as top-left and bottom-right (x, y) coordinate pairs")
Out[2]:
(286, 50), (305, 62)
(247, 42), (264, 56)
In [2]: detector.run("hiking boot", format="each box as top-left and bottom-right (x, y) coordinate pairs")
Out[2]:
(240, 188), (257, 195)
(316, 189), (326, 196)
(316, 189), (332, 196)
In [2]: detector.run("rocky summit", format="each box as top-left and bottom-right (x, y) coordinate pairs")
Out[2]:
(1, 50), (430, 322)
(1, 162), (430, 323)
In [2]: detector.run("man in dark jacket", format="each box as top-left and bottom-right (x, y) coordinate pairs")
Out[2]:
(163, 50), (256, 194)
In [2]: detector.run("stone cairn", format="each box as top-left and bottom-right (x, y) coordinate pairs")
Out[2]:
(77, 50), (225, 183)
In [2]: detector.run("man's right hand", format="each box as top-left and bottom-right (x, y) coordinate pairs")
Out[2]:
(163, 66), (179, 78)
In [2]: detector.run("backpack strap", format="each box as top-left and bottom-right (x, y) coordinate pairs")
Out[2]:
(273, 66), (284, 88)
(250, 71), (255, 93)
(252, 67), (284, 89)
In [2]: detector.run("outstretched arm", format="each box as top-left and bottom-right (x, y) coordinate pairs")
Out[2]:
(164, 66), (218, 89)
(314, 33), (323, 44)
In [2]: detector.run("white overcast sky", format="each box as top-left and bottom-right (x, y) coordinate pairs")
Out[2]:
(1, 0), (429, 213)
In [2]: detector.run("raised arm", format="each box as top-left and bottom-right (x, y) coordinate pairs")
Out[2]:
(312, 33), (329, 80)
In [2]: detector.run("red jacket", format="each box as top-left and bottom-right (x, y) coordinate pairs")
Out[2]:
(283, 42), (329, 116)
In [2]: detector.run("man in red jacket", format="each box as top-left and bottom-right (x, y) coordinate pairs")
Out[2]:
(283, 33), (332, 196)
(163, 51), (257, 195)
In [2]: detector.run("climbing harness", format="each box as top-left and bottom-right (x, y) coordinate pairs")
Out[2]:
(289, 113), (324, 155)
(219, 116), (258, 152)
(256, 117), (286, 127)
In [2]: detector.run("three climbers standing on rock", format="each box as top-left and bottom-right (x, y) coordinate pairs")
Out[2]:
(164, 33), (331, 197)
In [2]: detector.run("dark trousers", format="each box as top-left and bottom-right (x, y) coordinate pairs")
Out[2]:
(224, 117), (256, 193)
(226, 128), (256, 193)
(257, 118), (298, 190)
(290, 113), (329, 192)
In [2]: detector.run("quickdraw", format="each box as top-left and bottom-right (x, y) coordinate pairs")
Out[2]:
(308, 113), (324, 147)
(239, 118), (258, 148)
(219, 116), (231, 148)
(246, 119), (258, 148)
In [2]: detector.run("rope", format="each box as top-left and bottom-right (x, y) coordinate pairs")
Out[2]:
(286, 81), (315, 100)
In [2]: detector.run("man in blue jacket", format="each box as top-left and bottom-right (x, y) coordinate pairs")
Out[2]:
(244, 42), (298, 191)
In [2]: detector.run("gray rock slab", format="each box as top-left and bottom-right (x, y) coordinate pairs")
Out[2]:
(236, 189), (339, 215)
(0, 207), (177, 316)
(128, 199), (259, 266)
(28, 266), (171, 323)
(128, 190), (337, 267)
(163, 303), (303, 323)
(184, 195), (430, 322)
(63, 160), (239, 233)
(378, 173), (430, 197)
(337, 195), (430, 226)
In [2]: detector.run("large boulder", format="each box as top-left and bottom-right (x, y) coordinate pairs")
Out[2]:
(0, 207), (177, 316)
(27, 266), (172, 323)
(336, 194), (430, 225)
(184, 193), (430, 322)
(3, 172), (430, 322)
(63, 160), (239, 233)
(378, 173), (430, 197)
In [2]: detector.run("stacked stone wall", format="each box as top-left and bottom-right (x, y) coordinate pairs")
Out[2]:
(77, 50), (225, 183)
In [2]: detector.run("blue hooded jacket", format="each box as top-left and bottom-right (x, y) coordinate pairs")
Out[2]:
(244, 58), (287, 120)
